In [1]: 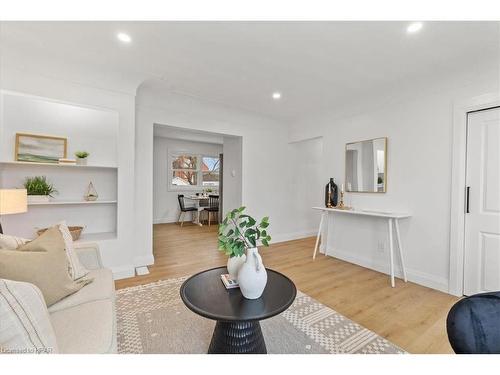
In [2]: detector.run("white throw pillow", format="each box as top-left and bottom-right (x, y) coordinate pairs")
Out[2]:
(0, 233), (30, 250)
(56, 221), (89, 280)
(0, 279), (59, 354)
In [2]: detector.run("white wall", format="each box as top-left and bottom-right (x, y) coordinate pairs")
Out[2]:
(134, 82), (296, 268)
(287, 137), (324, 236)
(0, 66), (137, 279)
(289, 71), (499, 293)
(1, 93), (118, 167)
(222, 136), (243, 215)
(153, 136), (222, 223)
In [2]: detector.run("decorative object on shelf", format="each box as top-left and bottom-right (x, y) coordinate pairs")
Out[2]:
(324, 178), (338, 208)
(74, 151), (90, 166)
(0, 189), (28, 234)
(84, 182), (98, 201)
(336, 183), (352, 210)
(15, 133), (67, 164)
(58, 158), (77, 165)
(36, 225), (84, 241)
(218, 206), (271, 299)
(23, 176), (58, 203)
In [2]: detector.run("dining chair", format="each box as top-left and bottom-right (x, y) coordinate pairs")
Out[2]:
(203, 195), (219, 226)
(177, 194), (197, 227)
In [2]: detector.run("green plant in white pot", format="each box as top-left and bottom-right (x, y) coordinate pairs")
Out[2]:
(218, 207), (271, 299)
(23, 176), (58, 203)
(75, 151), (89, 166)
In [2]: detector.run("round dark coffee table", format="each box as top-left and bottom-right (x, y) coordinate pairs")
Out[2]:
(180, 266), (296, 354)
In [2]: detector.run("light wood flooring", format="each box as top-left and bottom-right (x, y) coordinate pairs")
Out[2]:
(115, 222), (459, 354)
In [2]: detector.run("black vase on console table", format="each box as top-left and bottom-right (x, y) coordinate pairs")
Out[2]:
(324, 178), (338, 207)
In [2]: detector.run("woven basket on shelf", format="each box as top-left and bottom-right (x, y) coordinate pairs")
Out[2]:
(37, 226), (84, 241)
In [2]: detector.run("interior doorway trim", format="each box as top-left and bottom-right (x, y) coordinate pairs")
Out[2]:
(448, 93), (500, 297)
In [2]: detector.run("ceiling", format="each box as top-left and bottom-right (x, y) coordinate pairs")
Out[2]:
(1, 21), (498, 120)
(153, 124), (225, 144)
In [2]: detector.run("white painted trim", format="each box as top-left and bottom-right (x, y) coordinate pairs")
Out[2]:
(111, 265), (135, 280)
(327, 247), (449, 293)
(449, 93), (500, 297)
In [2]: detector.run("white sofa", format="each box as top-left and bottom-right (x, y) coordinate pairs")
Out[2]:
(1, 243), (117, 354)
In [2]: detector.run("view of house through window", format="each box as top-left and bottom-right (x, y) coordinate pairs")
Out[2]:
(171, 154), (198, 186)
(202, 156), (220, 187)
(170, 153), (220, 188)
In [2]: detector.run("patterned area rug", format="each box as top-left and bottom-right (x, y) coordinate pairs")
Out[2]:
(116, 276), (405, 354)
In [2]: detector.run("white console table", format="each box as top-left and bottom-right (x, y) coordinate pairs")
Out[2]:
(312, 207), (411, 287)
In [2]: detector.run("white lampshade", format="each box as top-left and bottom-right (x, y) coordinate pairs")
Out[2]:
(0, 189), (28, 215)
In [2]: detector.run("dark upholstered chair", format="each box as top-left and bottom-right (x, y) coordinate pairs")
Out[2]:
(203, 195), (219, 226)
(177, 194), (197, 227)
(446, 291), (500, 353)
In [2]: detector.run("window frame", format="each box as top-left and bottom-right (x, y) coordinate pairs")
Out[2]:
(167, 150), (220, 191)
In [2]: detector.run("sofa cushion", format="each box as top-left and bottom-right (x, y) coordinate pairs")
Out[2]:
(0, 227), (91, 306)
(56, 221), (89, 280)
(0, 279), (59, 354)
(50, 299), (116, 353)
(48, 268), (114, 313)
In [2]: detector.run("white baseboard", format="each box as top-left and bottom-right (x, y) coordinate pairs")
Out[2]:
(111, 265), (135, 280)
(153, 218), (177, 224)
(272, 229), (317, 244)
(324, 247), (449, 293)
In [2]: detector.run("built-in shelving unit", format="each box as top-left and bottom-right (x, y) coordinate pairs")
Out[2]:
(0, 91), (119, 241)
(28, 200), (118, 206)
(0, 161), (117, 170)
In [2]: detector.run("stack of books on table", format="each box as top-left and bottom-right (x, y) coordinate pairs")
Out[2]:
(220, 274), (239, 289)
(58, 158), (77, 165)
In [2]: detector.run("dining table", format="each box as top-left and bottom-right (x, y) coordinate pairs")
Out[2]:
(184, 194), (218, 226)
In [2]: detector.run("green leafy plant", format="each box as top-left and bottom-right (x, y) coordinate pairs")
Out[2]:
(23, 176), (58, 197)
(74, 151), (89, 159)
(218, 206), (271, 258)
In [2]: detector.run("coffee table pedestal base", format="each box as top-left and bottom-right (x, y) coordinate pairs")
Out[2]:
(208, 320), (267, 354)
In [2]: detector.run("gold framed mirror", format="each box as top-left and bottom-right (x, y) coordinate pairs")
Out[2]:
(345, 137), (387, 193)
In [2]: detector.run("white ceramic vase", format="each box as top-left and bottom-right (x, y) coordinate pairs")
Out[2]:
(227, 254), (246, 279)
(27, 195), (50, 203)
(76, 157), (87, 166)
(238, 247), (268, 299)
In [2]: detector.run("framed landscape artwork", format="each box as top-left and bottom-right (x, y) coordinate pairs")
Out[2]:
(15, 133), (67, 164)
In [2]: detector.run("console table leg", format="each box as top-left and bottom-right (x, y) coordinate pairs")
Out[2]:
(208, 320), (267, 354)
(313, 212), (325, 260)
(394, 219), (407, 282)
(388, 218), (395, 287)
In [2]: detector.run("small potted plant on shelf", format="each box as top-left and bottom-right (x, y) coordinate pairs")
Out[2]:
(218, 206), (272, 299)
(23, 176), (58, 203)
(74, 151), (89, 166)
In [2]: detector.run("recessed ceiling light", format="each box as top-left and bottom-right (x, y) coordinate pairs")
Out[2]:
(117, 32), (132, 43)
(407, 22), (423, 34)
(272, 92), (282, 100)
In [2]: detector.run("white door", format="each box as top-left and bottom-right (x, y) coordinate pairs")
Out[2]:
(463, 107), (500, 295)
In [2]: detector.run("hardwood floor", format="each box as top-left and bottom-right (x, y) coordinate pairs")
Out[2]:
(115, 222), (459, 354)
